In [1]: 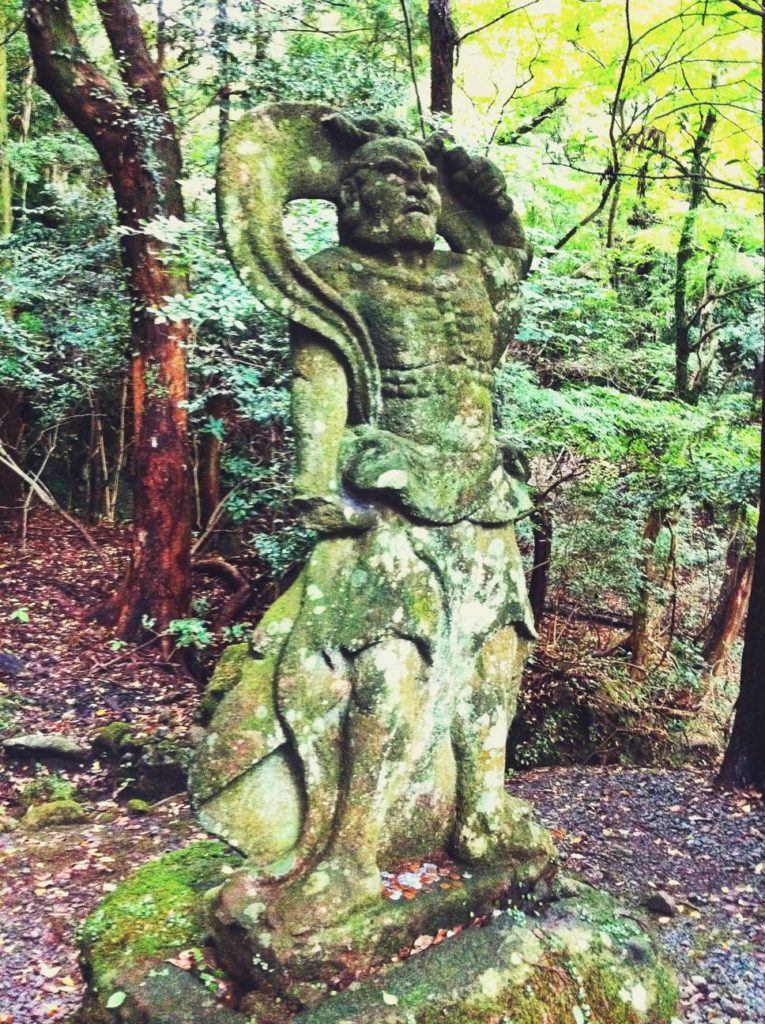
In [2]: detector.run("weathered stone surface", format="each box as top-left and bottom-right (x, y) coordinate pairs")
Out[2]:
(119, 734), (192, 802)
(210, 859), (555, 1000)
(20, 799), (90, 830)
(75, 856), (676, 1024)
(292, 887), (678, 1024)
(75, 103), (677, 1024)
(196, 106), (552, 941)
(92, 721), (136, 758)
(75, 964), (248, 1024)
(3, 731), (89, 760)
(644, 890), (678, 917)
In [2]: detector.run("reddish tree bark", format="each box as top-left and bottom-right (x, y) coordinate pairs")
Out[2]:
(26, 0), (191, 646)
(702, 532), (755, 677)
(428, 0), (457, 115)
(197, 394), (233, 532)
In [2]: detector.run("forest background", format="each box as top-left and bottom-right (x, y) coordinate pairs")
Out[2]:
(0, 0), (763, 782)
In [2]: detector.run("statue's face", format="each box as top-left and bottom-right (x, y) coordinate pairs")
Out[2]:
(338, 138), (441, 251)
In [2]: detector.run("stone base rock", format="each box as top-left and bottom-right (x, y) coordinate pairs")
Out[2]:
(3, 731), (89, 761)
(209, 858), (555, 1004)
(74, 846), (677, 1024)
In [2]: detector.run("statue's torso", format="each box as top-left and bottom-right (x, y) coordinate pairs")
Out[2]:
(308, 246), (526, 525)
(311, 247), (498, 451)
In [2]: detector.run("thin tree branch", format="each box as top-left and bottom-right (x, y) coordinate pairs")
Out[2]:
(458, 0), (538, 44)
(0, 439), (112, 570)
(687, 281), (762, 327)
(720, 0), (764, 15)
(398, 0), (425, 136)
(555, 0), (633, 249)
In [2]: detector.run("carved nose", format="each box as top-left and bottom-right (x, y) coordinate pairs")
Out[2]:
(408, 180), (427, 198)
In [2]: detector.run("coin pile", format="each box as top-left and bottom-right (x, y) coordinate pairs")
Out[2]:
(380, 861), (468, 901)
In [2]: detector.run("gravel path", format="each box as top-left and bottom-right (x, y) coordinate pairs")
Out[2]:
(513, 767), (765, 1024)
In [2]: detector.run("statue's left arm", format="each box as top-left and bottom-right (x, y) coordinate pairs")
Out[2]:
(439, 148), (532, 362)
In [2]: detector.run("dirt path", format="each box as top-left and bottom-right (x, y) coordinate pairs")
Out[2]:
(0, 798), (203, 1022)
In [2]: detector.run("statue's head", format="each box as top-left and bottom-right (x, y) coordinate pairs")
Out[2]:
(337, 137), (442, 252)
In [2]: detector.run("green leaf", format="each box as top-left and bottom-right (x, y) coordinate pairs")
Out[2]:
(106, 990), (127, 1008)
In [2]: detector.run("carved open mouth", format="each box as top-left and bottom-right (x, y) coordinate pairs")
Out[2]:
(405, 202), (430, 215)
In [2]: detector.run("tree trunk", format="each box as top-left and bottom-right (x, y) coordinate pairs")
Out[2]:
(197, 394), (233, 533)
(0, 388), (24, 520)
(718, 18), (765, 791)
(674, 108), (717, 404)
(702, 530), (755, 677)
(630, 508), (677, 679)
(428, 0), (457, 115)
(719, 492), (765, 789)
(26, 0), (192, 647)
(605, 177), (621, 249)
(529, 504), (552, 627)
(11, 61), (34, 217)
(0, 20), (12, 234)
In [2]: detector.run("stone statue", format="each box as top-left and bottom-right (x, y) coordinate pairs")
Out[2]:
(73, 105), (678, 1024)
(191, 100), (553, 983)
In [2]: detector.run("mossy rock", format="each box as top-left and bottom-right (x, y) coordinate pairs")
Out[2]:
(93, 721), (136, 758)
(20, 799), (90, 830)
(293, 886), (677, 1024)
(119, 734), (192, 802)
(126, 799), (152, 815)
(195, 644), (250, 726)
(75, 878), (676, 1024)
(75, 841), (244, 1022)
(19, 773), (77, 810)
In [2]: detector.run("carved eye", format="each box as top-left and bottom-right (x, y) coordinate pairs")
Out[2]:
(377, 159), (407, 178)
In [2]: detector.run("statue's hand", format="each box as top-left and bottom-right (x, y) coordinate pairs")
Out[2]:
(443, 147), (513, 218)
(293, 492), (376, 534)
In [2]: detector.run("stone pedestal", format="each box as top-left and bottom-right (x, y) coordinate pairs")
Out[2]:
(73, 853), (677, 1024)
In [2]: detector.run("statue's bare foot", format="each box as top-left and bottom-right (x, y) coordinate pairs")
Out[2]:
(452, 794), (555, 875)
(268, 855), (381, 936)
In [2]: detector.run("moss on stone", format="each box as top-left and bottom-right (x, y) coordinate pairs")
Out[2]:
(196, 645), (249, 725)
(19, 773), (77, 810)
(78, 840), (243, 995)
(126, 799), (152, 815)
(92, 721), (136, 757)
(287, 888), (676, 1024)
(21, 799), (90, 830)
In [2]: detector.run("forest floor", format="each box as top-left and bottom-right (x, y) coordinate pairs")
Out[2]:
(0, 513), (763, 1023)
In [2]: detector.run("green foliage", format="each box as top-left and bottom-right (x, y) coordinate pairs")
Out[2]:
(168, 618), (214, 649)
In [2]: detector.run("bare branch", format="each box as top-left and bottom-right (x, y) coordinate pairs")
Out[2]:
(458, 0), (538, 44)
(398, 0), (425, 136)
